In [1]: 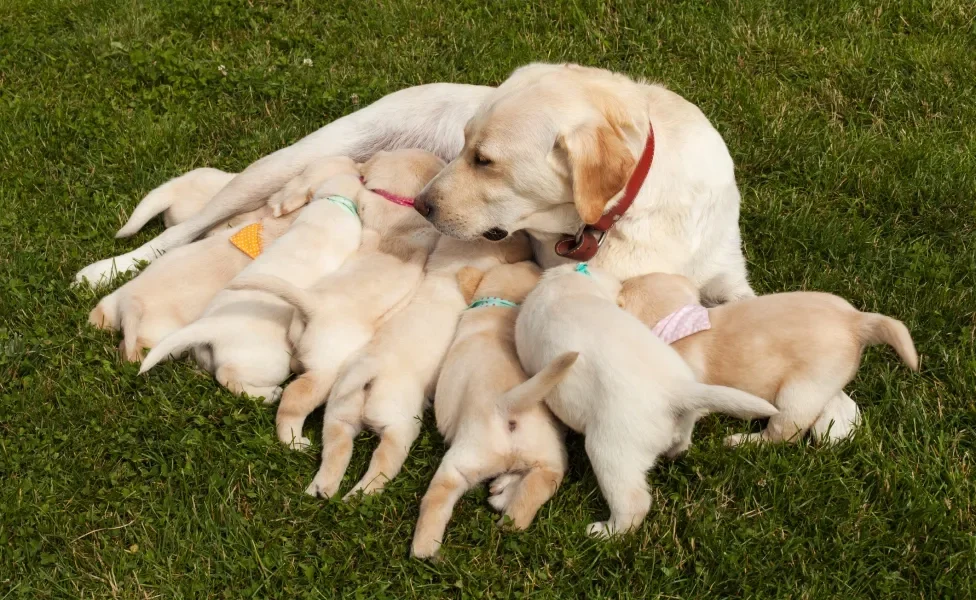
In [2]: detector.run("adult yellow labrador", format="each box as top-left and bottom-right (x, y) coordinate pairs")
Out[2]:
(76, 62), (859, 437)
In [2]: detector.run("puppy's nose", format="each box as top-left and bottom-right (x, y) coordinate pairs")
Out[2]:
(414, 191), (434, 219)
(482, 228), (508, 241)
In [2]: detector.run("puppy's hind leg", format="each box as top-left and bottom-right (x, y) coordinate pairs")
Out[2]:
(809, 391), (861, 445)
(344, 416), (423, 499)
(275, 371), (333, 449)
(584, 432), (653, 538)
(306, 411), (363, 499)
(411, 454), (484, 559)
(726, 381), (831, 446)
(499, 464), (563, 530)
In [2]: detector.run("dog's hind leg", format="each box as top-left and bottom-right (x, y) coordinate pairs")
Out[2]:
(275, 371), (334, 449)
(726, 381), (832, 446)
(584, 432), (653, 538)
(411, 452), (491, 559)
(344, 417), (423, 499)
(306, 405), (363, 498)
(499, 464), (563, 530)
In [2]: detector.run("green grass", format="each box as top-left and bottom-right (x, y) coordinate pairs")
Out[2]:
(1, 0), (974, 597)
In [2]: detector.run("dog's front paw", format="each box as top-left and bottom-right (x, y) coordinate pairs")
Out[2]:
(724, 433), (759, 447)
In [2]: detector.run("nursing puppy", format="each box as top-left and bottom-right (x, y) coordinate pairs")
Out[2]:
(139, 157), (363, 398)
(90, 215), (297, 363)
(115, 167), (271, 238)
(232, 149), (446, 444)
(115, 168), (237, 238)
(618, 273), (919, 445)
(411, 261), (574, 559)
(515, 264), (778, 537)
(313, 233), (532, 500)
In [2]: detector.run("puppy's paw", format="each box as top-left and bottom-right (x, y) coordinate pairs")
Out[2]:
(304, 476), (338, 499)
(487, 473), (520, 512)
(585, 521), (615, 538)
(724, 433), (759, 447)
(74, 257), (125, 288)
(288, 436), (312, 451)
(410, 540), (441, 560)
(262, 386), (284, 405)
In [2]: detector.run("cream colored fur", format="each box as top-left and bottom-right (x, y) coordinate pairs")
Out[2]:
(411, 261), (574, 559)
(618, 273), (919, 445)
(515, 264), (778, 537)
(138, 157), (364, 399)
(233, 150), (447, 446)
(305, 232), (533, 500)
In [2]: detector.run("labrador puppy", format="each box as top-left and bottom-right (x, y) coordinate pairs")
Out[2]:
(230, 149), (446, 440)
(90, 211), (300, 363)
(138, 158), (364, 399)
(411, 261), (574, 559)
(311, 232), (533, 500)
(618, 273), (919, 445)
(115, 168), (274, 238)
(515, 264), (778, 537)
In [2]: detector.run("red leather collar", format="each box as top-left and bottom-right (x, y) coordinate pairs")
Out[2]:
(554, 124), (656, 261)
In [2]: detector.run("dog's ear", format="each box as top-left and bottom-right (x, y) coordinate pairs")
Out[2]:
(457, 267), (486, 305)
(556, 118), (636, 225)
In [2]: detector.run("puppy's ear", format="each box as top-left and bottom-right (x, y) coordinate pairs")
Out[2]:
(556, 118), (636, 225)
(457, 267), (485, 305)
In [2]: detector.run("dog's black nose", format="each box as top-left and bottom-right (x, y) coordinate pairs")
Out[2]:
(482, 227), (508, 241)
(414, 192), (434, 219)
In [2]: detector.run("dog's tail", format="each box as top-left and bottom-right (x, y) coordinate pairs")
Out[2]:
(226, 275), (318, 322)
(119, 298), (145, 361)
(139, 320), (217, 373)
(857, 313), (919, 371)
(116, 180), (182, 238)
(500, 352), (579, 414)
(89, 293), (122, 330)
(679, 383), (779, 420)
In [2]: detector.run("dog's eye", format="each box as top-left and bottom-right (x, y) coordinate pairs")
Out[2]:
(473, 151), (492, 167)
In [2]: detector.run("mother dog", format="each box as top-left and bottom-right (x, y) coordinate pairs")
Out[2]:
(76, 62), (859, 436)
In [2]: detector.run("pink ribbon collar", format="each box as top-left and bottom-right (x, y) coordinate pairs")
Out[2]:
(651, 304), (711, 344)
(360, 176), (414, 207)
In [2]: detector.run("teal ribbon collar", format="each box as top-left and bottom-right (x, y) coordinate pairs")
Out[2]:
(325, 194), (359, 219)
(575, 262), (591, 276)
(467, 297), (519, 310)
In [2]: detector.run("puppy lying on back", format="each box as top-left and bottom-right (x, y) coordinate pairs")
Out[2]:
(411, 261), (575, 559)
(618, 273), (919, 445)
(90, 211), (300, 362)
(138, 157), (363, 398)
(231, 149), (446, 440)
(515, 263), (778, 538)
(306, 232), (532, 499)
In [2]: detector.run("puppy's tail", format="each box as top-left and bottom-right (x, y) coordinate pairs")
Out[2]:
(501, 352), (579, 414)
(226, 275), (318, 322)
(89, 293), (121, 330)
(857, 313), (919, 371)
(139, 320), (216, 373)
(116, 180), (182, 238)
(679, 383), (779, 420)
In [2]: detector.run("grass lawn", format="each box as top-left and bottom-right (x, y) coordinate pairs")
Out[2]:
(2, 0), (975, 596)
